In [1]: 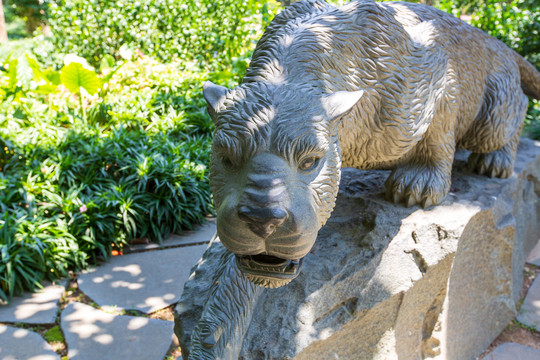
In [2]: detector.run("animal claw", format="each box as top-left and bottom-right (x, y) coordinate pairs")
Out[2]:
(478, 163), (486, 175)
(405, 194), (416, 208)
(421, 197), (433, 209)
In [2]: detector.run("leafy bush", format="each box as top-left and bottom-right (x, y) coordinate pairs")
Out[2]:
(0, 54), (225, 300)
(467, 0), (539, 68)
(43, 0), (281, 68)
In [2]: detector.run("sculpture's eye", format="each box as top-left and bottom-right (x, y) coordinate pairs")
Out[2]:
(220, 156), (234, 169)
(298, 156), (320, 172)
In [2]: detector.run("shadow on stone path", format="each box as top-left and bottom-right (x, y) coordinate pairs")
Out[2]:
(0, 218), (215, 360)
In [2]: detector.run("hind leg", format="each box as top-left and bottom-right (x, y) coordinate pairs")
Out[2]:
(461, 60), (528, 179)
(467, 126), (521, 178)
(466, 93), (527, 179)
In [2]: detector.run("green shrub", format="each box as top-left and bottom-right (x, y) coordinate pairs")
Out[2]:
(468, 0), (539, 68)
(2, 0), (279, 299)
(43, 0), (281, 68)
(0, 54), (225, 300)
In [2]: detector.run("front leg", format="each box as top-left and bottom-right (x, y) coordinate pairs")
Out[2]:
(385, 129), (456, 208)
(188, 251), (263, 360)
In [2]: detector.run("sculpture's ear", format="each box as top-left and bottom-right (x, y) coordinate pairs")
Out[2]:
(322, 90), (364, 122)
(203, 81), (229, 121)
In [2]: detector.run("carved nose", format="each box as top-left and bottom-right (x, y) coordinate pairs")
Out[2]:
(238, 206), (288, 239)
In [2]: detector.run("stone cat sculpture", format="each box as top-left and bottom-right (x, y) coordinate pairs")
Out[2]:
(203, 0), (540, 288)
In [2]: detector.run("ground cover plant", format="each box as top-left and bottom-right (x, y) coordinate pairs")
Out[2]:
(0, 54), (216, 300)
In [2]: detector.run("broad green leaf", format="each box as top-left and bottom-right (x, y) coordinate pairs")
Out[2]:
(100, 55), (116, 72)
(26, 55), (61, 87)
(60, 63), (101, 95)
(45, 70), (61, 86)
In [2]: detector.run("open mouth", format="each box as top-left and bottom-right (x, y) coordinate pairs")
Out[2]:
(235, 254), (304, 288)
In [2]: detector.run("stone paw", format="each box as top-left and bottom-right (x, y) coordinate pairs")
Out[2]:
(468, 150), (514, 178)
(385, 165), (450, 208)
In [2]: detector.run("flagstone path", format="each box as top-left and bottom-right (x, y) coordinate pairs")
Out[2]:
(0, 218), (538, 360)
(0, 218), (215, 360)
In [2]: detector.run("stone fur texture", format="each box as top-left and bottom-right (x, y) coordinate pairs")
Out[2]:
(203, 0), (540, 287)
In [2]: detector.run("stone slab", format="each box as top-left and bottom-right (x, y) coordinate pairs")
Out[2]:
(0, 324), (60, 360)
(0, 283), (65, 324)
(61, 302), (173, 360)
(79, 244), (208, 313)
(484, 343), (540, 360)
(526, 239), (540, 266)
(517, 276), (540, 330)
(126, 218), (216, 252)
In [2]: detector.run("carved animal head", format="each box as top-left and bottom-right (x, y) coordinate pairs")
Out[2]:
(204, 81), (363, 288)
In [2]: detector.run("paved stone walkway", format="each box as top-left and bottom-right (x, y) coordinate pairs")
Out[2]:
(78, 243), (208, 313)
(0, 219), (215, 360)
(0, 219), (537, 359)
(61, 302), (174, 360)
(0, 324), (60, 360)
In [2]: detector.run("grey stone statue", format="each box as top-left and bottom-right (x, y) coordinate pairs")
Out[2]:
(178, 0), (540, 358)
(203, 0), (540, 288)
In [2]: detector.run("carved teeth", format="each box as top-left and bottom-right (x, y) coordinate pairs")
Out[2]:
(241, 255), (297, 274)
(235, 255), (304, 288)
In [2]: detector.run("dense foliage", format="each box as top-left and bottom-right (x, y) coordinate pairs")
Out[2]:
(0, 55), (215, 300)
(43, 0), (279, 69)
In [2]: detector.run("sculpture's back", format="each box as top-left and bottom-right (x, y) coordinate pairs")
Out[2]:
(242, 0), (538, 192)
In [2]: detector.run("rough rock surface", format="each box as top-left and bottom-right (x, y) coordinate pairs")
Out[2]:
(176, 139), (540, 360)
